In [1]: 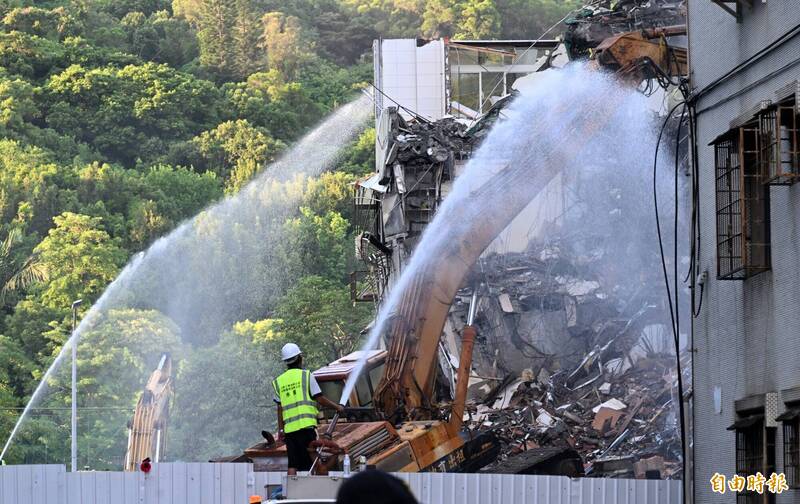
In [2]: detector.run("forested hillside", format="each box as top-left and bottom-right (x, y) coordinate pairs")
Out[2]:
(0, 0), (576, 466)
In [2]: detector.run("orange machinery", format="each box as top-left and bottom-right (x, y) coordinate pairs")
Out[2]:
(244, 27), (689, 474)
(124, 354), (172, 471)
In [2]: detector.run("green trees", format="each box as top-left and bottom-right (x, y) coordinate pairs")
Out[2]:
(45, 63), (222, 165)
(170, 322), (278, 461)
(421, 0), (458, 37)
(121, 10), (198, 67)
(191, 0), (267, 81)
(231, 0), (263, 80)
(495, 0), (579, 39)
(260, 12), (313, 81)
(189, 119), (284, 191)
(195, 0), (235, 78)
(420, 0), (575, 40)
(34, 212), (125, 310)
(0, 228), (47, 304)
(456, 0), (501, 38)
(268, 276), (371, 369)
(224, 70), (321, 141)
(421, 0), (505, 39)
(0, 0), (576, 467)
(282, 207), (350, 282)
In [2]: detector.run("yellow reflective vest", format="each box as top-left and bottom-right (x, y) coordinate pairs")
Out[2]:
(273, 368), (318, 433)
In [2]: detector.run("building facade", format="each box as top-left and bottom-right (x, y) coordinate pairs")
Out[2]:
(372, 38), (559, 121)
(689, 3), (800, 504)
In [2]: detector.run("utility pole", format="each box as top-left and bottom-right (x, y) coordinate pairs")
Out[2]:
(70, 299), (82, 473)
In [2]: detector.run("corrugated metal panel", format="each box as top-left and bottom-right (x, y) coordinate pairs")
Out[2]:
(394, 472), (570, 504)
(1, 464), (64, 504)
(570, 477), (682, 504)
(0, 464), (681, 504)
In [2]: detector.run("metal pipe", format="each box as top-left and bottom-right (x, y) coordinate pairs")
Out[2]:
(124, 428), (131, 471)
(324, 412), (340, 437)
(70, 299), (82, 473)
(450, 287), (479, 432)
(466, 287), (479, 326)
(449, 326), (476, 432)
(309, 412), (341, 474)
(154, 429), (161, 463)
(642, 25), (687, 39)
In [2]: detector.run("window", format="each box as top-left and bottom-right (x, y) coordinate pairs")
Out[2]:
(759, 100), (800, 185)
(730, 414), (776, 504)
(481, 72), (505, 110)
(777, 407), (800, 487)
(319, 380), (344, 413)
(713, 124), (771, 279)
(451, 72), (480, 116)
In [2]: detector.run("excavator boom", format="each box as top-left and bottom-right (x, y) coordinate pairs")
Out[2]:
(124, 354), (172, 471)
(374, 96), (624, 421)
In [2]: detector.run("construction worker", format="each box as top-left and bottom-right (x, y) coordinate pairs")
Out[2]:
(273, 343), (344, 475)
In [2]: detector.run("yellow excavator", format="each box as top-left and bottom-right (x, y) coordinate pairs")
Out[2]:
(241, 27), (689, 475)
(124, 354), (172, 471)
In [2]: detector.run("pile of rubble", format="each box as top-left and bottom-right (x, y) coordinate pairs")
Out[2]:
(467, 350), (686, 478)
(450, 239), (688, 478)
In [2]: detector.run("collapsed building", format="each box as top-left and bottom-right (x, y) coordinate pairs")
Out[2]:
(351, 3), (690, 478)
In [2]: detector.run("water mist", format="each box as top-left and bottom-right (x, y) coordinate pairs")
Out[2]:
(341, 65), (686, 418)
(1, 95), (372, 464)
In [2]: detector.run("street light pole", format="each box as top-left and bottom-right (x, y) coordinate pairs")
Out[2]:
(70, 299), (82, 473)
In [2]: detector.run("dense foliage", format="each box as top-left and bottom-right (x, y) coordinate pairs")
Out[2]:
(0, 0), (576, 466)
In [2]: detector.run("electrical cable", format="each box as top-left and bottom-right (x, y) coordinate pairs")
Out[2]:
(673, 105), (688, 496)
(686, 102), (705, 320)
(368, 82), (431, 123)
(695, 54), (800, 117)
(653, 101), (684, 338)
(693, 22), (800, 103)
(673, 104), (688, 494)
(652, 99), (688, 491)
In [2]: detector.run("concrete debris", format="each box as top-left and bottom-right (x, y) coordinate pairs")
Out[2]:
(455, 238), (665, 379)
(592, 398), (626, 414)
(592, 407), (625, 433)
(464, 345), (687, 478)
(453, 239), (688, 478)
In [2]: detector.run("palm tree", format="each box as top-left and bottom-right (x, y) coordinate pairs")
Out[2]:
(0, 228), (48, 303)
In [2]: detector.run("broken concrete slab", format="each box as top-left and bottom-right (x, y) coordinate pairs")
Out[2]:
(592, 398), (627, 414)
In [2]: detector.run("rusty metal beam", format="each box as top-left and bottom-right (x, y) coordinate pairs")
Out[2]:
(447, 42), (516, 58)
(642, 25), (688, 39)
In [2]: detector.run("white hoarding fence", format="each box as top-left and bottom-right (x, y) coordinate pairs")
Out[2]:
(0, 463), (682, 504)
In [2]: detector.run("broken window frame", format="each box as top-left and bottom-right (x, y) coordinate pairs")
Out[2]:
(448, 44), (522, 118)
(352, 183), (392, 303)
(713, 123), (771, 280)
(758, 98), (800, 185)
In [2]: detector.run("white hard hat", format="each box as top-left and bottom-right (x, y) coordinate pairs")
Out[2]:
(281, 343), (302, 362)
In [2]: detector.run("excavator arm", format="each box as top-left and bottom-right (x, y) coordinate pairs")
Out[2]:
(371, 29), (687, 424)
(124, 354), (172, 471)
(373, 96), (622, 422)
